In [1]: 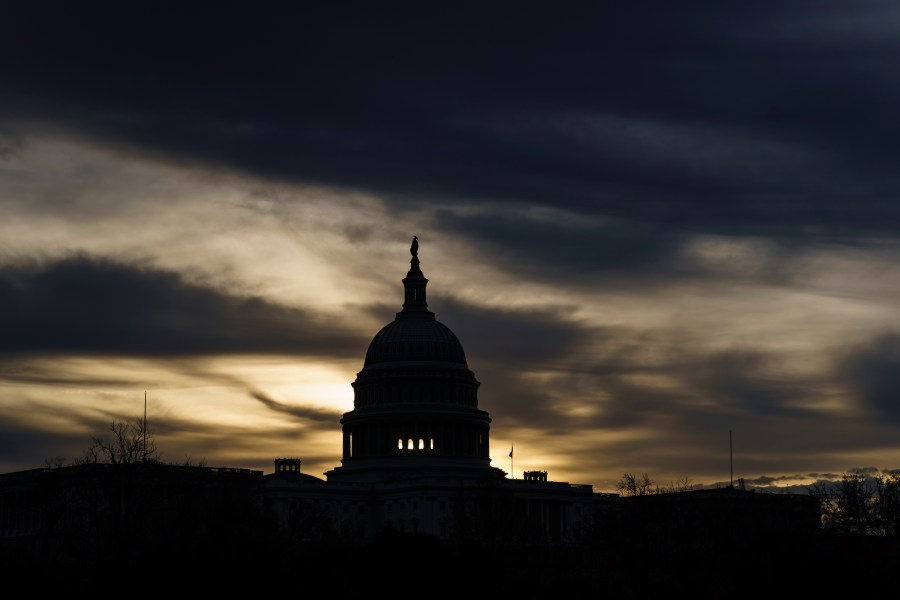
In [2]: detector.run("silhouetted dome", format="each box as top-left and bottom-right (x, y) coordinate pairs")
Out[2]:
(328, 237), (500, 483)
(363, 316), (468, 366)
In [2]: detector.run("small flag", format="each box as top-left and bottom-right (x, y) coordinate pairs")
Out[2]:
(509, 445), (513, 458)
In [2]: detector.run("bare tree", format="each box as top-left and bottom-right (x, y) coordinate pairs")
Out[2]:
(616, 472), (657, 496)
(616, 473), (700, 496)
(80, 417), (160, 466)
(874, 472), (900, 537)
(665, 476), (695, 493)
(809, 470), (878, 535)
(72, 417), (167, 568)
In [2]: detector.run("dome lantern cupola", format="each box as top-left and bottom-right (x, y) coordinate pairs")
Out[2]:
(401, 235), (430, 315)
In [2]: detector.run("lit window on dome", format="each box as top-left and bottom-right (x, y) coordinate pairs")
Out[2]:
(418, 438), (424, 449)
(398, 438), (403, 450)
(430, 438), (434, 450)
(407, 438), (414, 450)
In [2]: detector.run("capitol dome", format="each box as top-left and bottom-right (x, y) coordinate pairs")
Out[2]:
(363, 316), (468, 366)
(325, 237), (504, 483)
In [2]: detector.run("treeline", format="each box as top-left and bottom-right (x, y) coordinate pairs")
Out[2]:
(617, 468), (900, 539)
(6, 420), (900, 595)
(809, 469), (900, 536)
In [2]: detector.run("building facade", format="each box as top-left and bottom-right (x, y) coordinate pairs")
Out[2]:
(263, 238), (598, 545)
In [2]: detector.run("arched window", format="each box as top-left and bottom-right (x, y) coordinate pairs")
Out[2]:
(418, 438), (424, 450)
(397, 438), (403, 450)
(407, 438), (414, 450)
(430, 438), (434, 450)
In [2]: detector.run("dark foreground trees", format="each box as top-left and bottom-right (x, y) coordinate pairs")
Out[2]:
(4, 418), (288, 591)
(9, 425), (899, 594)
(809, 469), (900, 536)
(616, 472), (696, 496)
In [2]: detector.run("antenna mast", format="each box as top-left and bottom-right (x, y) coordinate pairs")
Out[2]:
(729, 430), (733, 488)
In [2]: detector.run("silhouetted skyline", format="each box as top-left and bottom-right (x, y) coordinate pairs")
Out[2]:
(1, 3), (899, 492)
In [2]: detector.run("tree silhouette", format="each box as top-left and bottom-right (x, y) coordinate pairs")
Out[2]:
(810, 470), (875, 535)
(616, 472), (656, 496)
(807, 469), (900, 536)
(875, 472), (900, 537)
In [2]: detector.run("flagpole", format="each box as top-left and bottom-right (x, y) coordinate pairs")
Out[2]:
(509, 444), (514, 479)
(729, 430), (733, 488)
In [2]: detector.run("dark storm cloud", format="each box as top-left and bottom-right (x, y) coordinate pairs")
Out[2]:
(489, 334), (825, 433)
(377, 286), (824, 434)
(0, 256), (367, 357)
(476, 367), (571, 431)
(573, 344), (813, 428)
(551, 335), (900, 484)
(0, 412), (90, 467)
(434, 209), (685, 281)
(683, 350), (813, 418)
(838, 333), (900, 423)
(0, 129), (23, 158)
(250, 390), (341, 426)
(3, 3), (900, 238)
(437, 298), (593, 367)
(0, 360), (138, 387)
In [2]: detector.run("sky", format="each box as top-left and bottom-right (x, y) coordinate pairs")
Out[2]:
(2, 2), (900, 494)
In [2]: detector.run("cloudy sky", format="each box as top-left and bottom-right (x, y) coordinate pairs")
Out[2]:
(2, 2), (899, 493)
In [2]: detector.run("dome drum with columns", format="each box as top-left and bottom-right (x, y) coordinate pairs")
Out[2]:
(326, 237), (505, 482)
